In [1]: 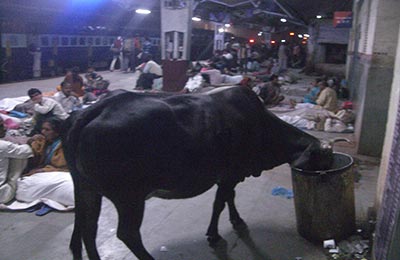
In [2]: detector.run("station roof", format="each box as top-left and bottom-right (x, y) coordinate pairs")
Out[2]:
(0, 0), (352, 34)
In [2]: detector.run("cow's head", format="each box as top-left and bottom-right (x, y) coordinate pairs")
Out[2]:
(291, 138), (351, 171)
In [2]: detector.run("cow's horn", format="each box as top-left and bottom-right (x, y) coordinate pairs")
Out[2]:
(329, 137), (351, 146)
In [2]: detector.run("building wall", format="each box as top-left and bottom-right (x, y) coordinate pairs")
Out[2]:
(192, 20), (260, 40)
(305, 19), (349, 71)
(347, 0), (400, 156)
(317, 19), (350, 45)
(374, 26), (400, 260)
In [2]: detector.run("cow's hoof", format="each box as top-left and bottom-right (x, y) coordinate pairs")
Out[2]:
(231, 219), (248, 231)
(207, 234), (223, 247)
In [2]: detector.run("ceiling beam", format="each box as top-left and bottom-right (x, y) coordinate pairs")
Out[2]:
(271, 0), (307, 27)
(272, 0), (295, 19)
(198, 0), (253, 8)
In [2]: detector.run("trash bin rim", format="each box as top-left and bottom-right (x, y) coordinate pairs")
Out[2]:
(291, 152), (354, 176)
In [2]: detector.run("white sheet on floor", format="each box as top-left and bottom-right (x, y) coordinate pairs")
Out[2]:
(0, 96), (29, 111)
(0, 171), (74, 211)
(271, 103), (353, 133)
(279, 115), (315, 130)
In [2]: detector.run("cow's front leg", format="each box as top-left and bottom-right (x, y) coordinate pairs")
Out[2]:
(114, 199), (155, 260)
(226, 189), (247, 231)
(206, 184), (231, 246)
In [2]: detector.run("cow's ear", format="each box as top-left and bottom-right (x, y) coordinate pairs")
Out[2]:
(290, 143), (314, 170)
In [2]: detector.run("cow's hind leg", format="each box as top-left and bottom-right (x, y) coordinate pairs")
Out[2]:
(114, 199), (154, 260)
(72, 181), (102, 260)
(70, 212), (82, 260)
(70, 184), (83, 260)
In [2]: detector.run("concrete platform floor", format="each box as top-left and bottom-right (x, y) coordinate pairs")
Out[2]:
(0, 70), (380, 260)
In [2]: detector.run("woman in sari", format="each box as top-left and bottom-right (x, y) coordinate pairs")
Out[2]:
(15, 117), (73, 216)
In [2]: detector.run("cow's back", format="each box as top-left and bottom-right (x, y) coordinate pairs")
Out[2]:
(68, 88), (269, 199)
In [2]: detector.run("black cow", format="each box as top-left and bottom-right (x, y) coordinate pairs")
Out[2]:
(65, 86), (334, 260)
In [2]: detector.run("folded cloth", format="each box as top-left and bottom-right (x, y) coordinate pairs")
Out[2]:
(9, 110), (28, 118)
(4, 118), (20, 129)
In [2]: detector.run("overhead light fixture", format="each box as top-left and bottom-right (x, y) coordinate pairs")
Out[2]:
(316, 15), (322, 19)
(303, 34), (310, 38)
(218, 28), (225, 33)
(298, 34), (303, 38)
(192, 17), (201, 22)
(224, 24), (231, 28)
(280, 18), (287, 23)
(136, 9), (151, 14)
(258, 32), (263, 36)
(281, 39), (286, 43)
(289, 32), (295, 36)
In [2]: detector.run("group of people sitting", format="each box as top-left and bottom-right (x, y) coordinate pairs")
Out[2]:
(297, 77), (340, 112)
(0, 67), (111, 215)
(250, 74), (341, 112)
(0, 115), (72, 215)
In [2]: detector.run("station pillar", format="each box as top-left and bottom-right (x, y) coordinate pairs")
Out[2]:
(214, 23), (225, 51)
(161, 0), (193, 92)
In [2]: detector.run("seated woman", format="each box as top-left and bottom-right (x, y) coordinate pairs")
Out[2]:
(303, 78), (322, 104)
(64, 67), (85, 97)
(13, 117), (73, 216)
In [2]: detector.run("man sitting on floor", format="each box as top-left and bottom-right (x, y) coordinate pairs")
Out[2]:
(0, 116), (33, 204)
(315, 80), (338, 112)
(52, 81), (82, 114)
(27, 88), (68, 135)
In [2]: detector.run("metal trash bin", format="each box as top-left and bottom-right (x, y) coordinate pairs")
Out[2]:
(291, 152), (355, 242)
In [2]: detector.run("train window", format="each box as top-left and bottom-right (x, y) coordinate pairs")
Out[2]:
(52, 36), (59, 46)
(41, 36), (49, 47)
(79, 37), (86, 46)
(109, 38), (114, 45)
(71, 37), (77, 46)
(61, 37), (69, 46)
(95, 37), (101, 46)
(88, 37), (93, 45)
(102, 37), (108, 45)
(2, 34), (20, 47)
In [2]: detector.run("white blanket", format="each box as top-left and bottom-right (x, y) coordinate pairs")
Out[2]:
(270, 103), (352, 133)
(0, 171), (74, 211)
(0, 96), (29, 112)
